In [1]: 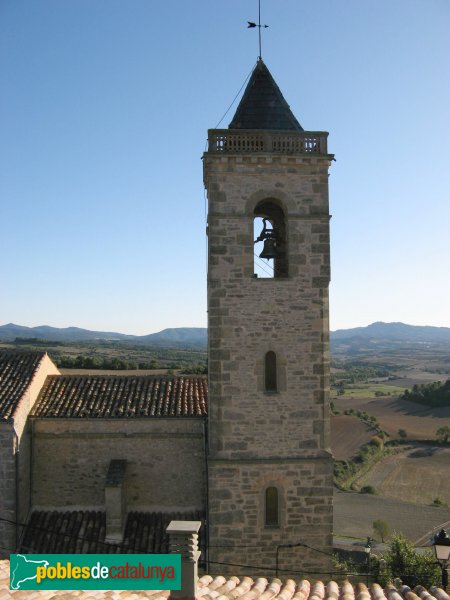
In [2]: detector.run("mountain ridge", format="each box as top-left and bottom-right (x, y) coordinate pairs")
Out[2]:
(1, 321), (450, 348)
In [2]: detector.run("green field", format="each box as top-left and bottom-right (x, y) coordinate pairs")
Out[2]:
(332, 383), (406, 399)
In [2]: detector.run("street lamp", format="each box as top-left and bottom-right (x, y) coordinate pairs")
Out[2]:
(364, 537), (372, 587)
(433, 529), (450, 590)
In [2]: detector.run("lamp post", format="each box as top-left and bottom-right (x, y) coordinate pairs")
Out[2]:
(433, 529), (450, 590)
(364, 537), (372, 587)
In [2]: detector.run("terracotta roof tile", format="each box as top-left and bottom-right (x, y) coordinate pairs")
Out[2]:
(20, 510), (204, 554)
(1, 560), (449, 600)
(0, 350), (46, 420)
(32, 375), (208, 418)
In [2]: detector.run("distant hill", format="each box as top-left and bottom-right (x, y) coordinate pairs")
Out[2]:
(332, 322), (450, 343)
(139, 328), (207, 346)
(330, 321), (450, 357)
(0, 323), (134, 343)
(1, 321), (449, 350)
(0, 323), (207, 348)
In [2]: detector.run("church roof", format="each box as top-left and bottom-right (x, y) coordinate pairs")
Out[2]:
(0, 350), (46, 420)
(32, 374), (207, 418)
(19, 509), (204, 555)
(228, 59), (303, 131)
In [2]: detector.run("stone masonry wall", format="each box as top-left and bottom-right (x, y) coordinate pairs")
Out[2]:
(32, 418), (205, 513)
(0, 425), (15, 558)
(204, 153), (332, 460)
(208, 458), (334, 577)
(14, 354), (60, 523)
(204, 149), (334, 574)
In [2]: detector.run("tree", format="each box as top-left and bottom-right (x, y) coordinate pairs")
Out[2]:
(373, 519), (390, 543)
(398, 429), (407, 439)
(432, 497), (448, 507)
(436, 425), (450, 443)
(360, 485), (377, 495)
(377, 533), (440, 587)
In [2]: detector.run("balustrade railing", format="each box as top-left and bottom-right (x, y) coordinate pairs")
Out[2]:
(207, 129), (328, 154)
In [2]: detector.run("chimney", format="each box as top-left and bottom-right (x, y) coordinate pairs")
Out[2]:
(104, 459), (127, 542)
(167, 520), (201, 600)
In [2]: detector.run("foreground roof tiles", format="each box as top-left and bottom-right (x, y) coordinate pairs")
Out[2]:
(1, 563), (449, 600)
(20, 510), (204, 554)
(0, 350), (46, 420)
(32, 375), (208, 418)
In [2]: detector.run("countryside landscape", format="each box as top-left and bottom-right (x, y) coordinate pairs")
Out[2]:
(1, 321), (449, 555)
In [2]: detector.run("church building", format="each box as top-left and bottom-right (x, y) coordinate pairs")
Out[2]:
(0, 59), (334, 577)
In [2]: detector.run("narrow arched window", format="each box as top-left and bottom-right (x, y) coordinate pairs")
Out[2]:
(265, 351), (277, 392)
(265, 487), (279, 527)
(253, 200), (288, 278)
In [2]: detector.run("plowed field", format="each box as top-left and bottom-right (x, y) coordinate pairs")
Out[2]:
(331, 415), (375, 459)
(334, 489), (450, 543)
(334, 395), (450, 440)
(357, 445), (450, 506)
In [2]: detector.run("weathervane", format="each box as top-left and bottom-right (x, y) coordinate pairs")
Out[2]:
(247, 0), (269, 60)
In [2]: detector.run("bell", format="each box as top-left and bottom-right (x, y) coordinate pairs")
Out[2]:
(259, 238), (277, 260)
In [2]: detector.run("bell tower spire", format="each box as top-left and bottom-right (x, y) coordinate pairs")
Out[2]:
(204, 61), (334, 575)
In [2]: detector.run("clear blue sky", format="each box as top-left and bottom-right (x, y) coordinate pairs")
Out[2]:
(1, 0), (449, 334)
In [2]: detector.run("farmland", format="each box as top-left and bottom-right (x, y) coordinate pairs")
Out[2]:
(330, 350), (450, 544)
(334, 395), (450, 441)
(333, 489), (450, 543)
(331, 415), (375, 460)
(356, 444), (450, 506)
(0, 340), (207, 372)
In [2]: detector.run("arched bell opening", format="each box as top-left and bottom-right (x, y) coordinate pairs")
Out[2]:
(253, 200), (288, 278)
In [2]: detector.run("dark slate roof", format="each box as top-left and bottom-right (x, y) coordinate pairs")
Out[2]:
(32, 375), (208, 418)
(0, 350), (46, 420)
(20, 510), (205, 555)
(229, 59), (303, 131)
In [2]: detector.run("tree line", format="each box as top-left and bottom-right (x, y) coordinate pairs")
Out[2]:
(402, 378), (450, 407)
(55, 354), (207, 373)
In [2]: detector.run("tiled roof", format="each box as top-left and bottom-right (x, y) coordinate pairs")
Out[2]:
(1, 562), (449, 600)
(20, 509), (204, 554)
(0, 350), (46, 420)
(32, 375), (208, 418)
(229, 59), (303, 131)
(196, 579), (450, 600)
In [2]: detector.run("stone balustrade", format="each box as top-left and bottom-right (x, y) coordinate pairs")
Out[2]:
(207, 129), (329, 155)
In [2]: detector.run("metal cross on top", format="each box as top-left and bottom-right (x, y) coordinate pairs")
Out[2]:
(247, 0), (269, 60)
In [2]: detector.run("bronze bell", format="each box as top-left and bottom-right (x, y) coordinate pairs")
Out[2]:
(259, 238), (277, 260)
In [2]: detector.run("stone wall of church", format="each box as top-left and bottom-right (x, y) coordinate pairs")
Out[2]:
(17, 425), (32, 531)
(0, 425), (15, 558)
(204, 153), (332, 460)
(208, 457), (334, 577)
(31, 418), (206, 513)
(204, 148), (334, 574)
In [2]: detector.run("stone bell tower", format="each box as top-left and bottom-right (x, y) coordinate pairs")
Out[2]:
(203, 60), (334, 576)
